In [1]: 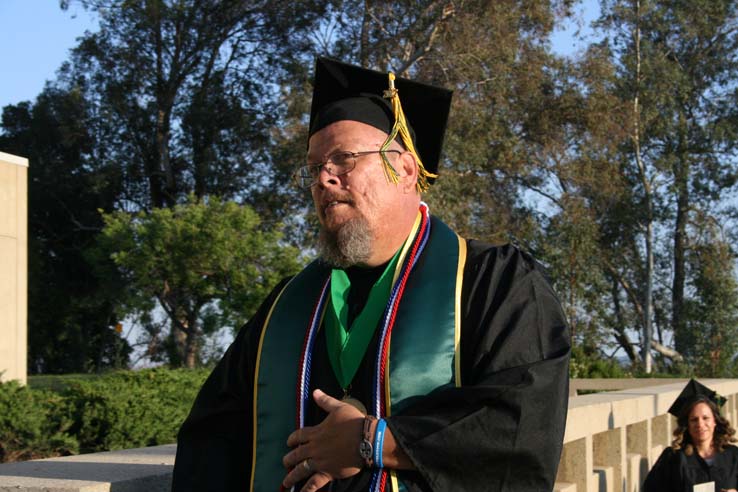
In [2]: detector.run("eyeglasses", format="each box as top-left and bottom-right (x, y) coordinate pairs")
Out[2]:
(293, 150), (401, 189)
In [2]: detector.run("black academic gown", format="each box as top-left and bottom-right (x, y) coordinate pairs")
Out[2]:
(643, 446), (738, 492)
(172, 241), (571, 492)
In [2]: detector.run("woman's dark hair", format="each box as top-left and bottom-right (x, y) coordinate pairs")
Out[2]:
(671, 396), (737, 455)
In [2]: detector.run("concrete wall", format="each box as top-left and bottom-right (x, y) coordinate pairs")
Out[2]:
(0, 445), (176, 491)
(0, 151), (27, 385)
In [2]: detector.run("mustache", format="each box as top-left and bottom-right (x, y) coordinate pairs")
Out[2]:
(321, 193), (355, 206)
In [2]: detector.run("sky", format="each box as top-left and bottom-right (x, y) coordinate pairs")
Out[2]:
(0, 1), (99, 109)
(0, 1), (600, 111)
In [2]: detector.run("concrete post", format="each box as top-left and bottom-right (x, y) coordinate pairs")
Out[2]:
(0, 151), (28, 385)
(557, 435), (594, 492)
(651, 414), (670, 447)
(726, 394), (732, 423)
(651, 413), (672, 462)
(594, 427), (626, 492)
(626, 420), (651, 491)
(625, 453), (644, 492)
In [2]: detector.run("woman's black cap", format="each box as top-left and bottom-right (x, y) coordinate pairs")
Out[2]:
(668, 379), (727, 417)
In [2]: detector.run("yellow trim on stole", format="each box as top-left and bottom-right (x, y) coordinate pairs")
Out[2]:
(251, 278), (329, 491)
(391, 211), (421, 285)
(250, 280), (292, 492)
(454, 234), (466, 387)
(391, 470), (401, 491)
(384, 210), (422, 408)
(386, 210), (421, 492)
(386, 231), (467, 492)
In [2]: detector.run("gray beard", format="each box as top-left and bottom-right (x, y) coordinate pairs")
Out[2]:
(317, 216), (373, 268)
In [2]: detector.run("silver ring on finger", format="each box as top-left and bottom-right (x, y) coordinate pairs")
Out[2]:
(302, 459), (312, 473)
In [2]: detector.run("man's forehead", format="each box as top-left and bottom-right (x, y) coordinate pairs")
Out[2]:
(307, 120), (389, 156)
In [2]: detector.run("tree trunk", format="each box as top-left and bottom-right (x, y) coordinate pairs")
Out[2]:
(568, 244), (577, 338)
(611, 278), (639, 364)
(672, 114), (689, 355)
(650, 340), (683, 362)
(150, 0), (176, 208)
(156, 107), (175, 206)
(643, 218), (653, 372)
(171, 318), (188, 367)
(360, 0), (371, 67)
(631, 0), (652, 372)
(184, 314), (199, 369)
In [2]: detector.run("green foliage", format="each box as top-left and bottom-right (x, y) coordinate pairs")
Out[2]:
(1, 0), (328, 372)
(0, 380), (78, 462)
(682, 228), (738, 377)
(63, 0), (329, 213)
(421, 0), (571, 245)
(537, 0), (738, 373)
(596, 0), (738, 372)
(569, 346), (629, 379)
(96, 196), (301, 367)
(29, 373), (106, 393)
(0, 369), (209, 462)
(62, 368), (209, 452)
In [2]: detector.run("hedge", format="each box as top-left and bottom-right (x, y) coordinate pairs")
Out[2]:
(0, 368), (210, 462)
(0, 380), (77, 462)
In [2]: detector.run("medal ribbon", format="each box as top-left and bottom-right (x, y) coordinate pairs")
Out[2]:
(325, 244), (403, 390)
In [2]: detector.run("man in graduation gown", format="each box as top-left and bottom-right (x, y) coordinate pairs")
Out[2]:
(172, 57), (571, 492)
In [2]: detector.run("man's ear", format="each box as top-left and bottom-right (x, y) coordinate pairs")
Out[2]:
(399, 152), (419, 194)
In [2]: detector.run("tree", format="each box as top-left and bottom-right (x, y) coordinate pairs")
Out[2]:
(683, 217), (738, 376)
(0, 87), (131, 374)
(592, 0), (738, 370)
(424, 0), (575, 244)
(429, 0), (738, 373)
(96, 196), (301, 367)
(62, 0), (329, 218)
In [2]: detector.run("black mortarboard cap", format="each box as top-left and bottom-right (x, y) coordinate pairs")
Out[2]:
(668, 379), (727, 417)
(309, 57), (453, 189)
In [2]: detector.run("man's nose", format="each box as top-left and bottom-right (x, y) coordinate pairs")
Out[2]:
(316, 165), (340, 187)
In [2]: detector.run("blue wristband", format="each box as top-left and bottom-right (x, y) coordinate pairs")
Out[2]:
(373, 418), (387, 468)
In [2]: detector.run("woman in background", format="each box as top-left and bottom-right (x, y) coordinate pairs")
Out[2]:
(644, 379), (738, 492)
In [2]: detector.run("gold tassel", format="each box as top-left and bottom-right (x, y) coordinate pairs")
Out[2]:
(382, 72), (438, 193)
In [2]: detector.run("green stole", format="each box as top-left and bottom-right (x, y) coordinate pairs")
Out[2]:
(250, 216), (466, 492)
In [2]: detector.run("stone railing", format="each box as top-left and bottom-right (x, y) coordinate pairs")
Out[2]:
(0, 444), (176, 491)
(2, 379), (737, 491)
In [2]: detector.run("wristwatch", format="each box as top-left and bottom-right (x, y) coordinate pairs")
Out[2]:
(360, 416), (375, 467)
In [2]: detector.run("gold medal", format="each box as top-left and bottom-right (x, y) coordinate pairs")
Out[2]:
(341, 395), (367, 415)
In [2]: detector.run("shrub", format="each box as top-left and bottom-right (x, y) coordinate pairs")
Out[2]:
(0, 380), (78, 462)
(570, 345), (629, 378)
(63, 368), (209, 452)
(1, 368), (210, 461)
